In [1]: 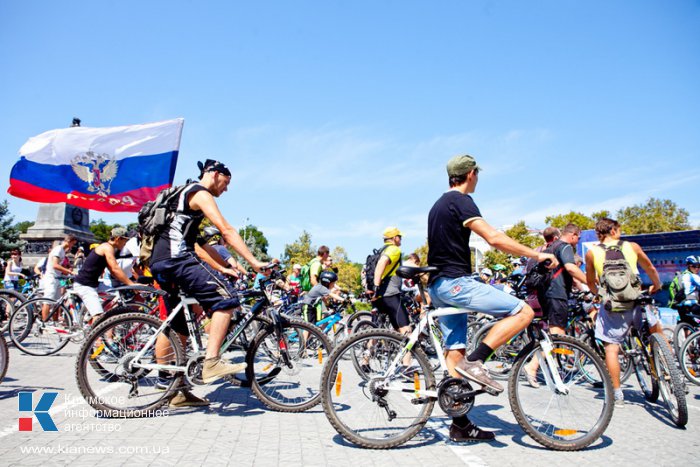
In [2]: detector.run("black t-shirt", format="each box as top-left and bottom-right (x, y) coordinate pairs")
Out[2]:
(75, 248), (109, 288)
(545, 240), (576, 300)
(427, 190), (482, 284)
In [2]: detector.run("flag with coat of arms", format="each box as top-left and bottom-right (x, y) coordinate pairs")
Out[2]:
(8, 118), (184, 212)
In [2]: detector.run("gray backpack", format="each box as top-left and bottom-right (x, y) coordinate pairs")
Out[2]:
(599, 241), (642, 312)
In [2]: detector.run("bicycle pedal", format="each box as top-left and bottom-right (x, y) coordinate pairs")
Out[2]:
(483, 386), (500, 396)
(411, 397), (431, 405)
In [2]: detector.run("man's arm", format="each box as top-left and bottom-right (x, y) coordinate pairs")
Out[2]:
(102, 246), (135, 286)
(189, 190), (268, 272)
(470, 219), (558, 268)
(51, 255), (73, 276)
(631, 242), (661, 293)
(585, 250), (598, 294)
(195, 243), (239, 277)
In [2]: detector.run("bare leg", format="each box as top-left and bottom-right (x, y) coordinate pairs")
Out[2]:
(480, 306), (534, 349)
(205, 309), (233, 359)
(605, 343), (621, 390)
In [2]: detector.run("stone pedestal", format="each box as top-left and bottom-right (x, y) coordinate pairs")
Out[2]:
(21, 203), (94, 265)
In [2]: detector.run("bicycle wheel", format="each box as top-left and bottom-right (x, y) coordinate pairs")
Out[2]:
(347, 311), (373, 332)
(0, 294), (16, 334)
(9, 298), (73, 356)
(650, 333), (688, 426)
(246, 317), (332, 412)
(673, 322), (695, 359)
(679, 330), (700, 385)
(630, 335), (659, 402)
(580, 334), (633, 385)
(75, 312), (184, 417)
(321, 328), (436, 449)
(0, 336), (8, 382)
(508, 334), (614, 451)
(349, 321), (380, 378)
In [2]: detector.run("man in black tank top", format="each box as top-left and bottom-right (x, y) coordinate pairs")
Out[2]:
(73, 227), (136, 318)
(150, 159), (273, 402)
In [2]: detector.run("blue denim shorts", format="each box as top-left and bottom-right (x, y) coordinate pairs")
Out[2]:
(429, 276), (525, 350)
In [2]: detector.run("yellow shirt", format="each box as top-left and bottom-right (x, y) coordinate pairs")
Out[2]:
(590, 240), (638, 277)
(380, 243), (402, 280)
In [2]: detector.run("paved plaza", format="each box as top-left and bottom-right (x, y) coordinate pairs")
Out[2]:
(1, 341), (698, 466)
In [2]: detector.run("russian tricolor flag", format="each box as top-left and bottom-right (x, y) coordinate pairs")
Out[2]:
(8, 118), (184, 212)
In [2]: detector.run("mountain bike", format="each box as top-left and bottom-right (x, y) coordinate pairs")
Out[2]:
(75, 265), (332, 416)
(8, 284), (160, 356)
(0, 289), (26, 333)
(321, 266), (614, 451)
(672, 307), (699, 358)
(626, 294), (687, 427)
(679, 328), (700, 386)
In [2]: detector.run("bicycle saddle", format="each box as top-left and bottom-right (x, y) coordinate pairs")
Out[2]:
(396, 266), (438, 280)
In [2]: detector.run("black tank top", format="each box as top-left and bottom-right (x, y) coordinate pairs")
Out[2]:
(75, 248), (109, 288)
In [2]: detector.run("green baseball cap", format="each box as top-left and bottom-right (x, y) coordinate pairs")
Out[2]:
(446, 154), (481, 177)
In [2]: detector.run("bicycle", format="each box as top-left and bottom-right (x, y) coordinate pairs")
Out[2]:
(672, 307), (700, 358)
(8, 283), (161, 356)
(625, 294), (688, 427)
(75, 264), (332, 416)
(679, 328), (700, 386)
(321, 265), (614, 451)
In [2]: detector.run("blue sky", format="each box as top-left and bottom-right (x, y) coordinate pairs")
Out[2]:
(1, 1), (699, 262)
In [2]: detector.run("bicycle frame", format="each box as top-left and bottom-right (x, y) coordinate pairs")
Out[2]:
(374, 306), (569, 397)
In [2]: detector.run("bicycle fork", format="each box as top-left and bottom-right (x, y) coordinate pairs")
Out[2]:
(536, 333), (570, 395)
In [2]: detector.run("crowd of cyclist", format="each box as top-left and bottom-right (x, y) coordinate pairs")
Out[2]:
(2, 154), (699, 445)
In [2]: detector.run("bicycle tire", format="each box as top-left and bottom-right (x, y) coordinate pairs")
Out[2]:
(679, 329), (700, 386)
(321, 328), (436, 449)
(347, 311), (373, 332)
(673, 322), (695, 359)
(75, 312), (184, 417)
(650, 333), (688, 427)
(246, 317), (332, 412)
(10, 298), (73, 356)
(630, 335), (659, 402)
(0, 336), (8, 382)
(0, 295), (16, 334)
(349, 321), (380, 378)
(508, 334), (614, 451)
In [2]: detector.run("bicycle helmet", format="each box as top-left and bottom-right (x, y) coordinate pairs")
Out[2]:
(319, 270), (338, 287)
(686, 255), (700, 266)
(203, 226), (221, 239)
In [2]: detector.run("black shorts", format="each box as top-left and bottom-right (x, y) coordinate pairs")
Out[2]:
(541, 296), (568, 330)
(150, 254), (240, 335)
(376, 294), (411, 330)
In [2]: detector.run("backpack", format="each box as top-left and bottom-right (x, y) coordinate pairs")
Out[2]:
(300, 257), (319, 292)
(363, 245), (399, 293)
(668, 272), (687, 308)
(523, 240), (564, 293)
(137, 183), (194, 267)
(598, 241), (642, 313)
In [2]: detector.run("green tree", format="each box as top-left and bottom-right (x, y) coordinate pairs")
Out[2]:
(505, 221), (543, 249)
(331, 246), (363, 295)
(616, 198), (691, 234)
(590, 210), (611, 221)
(14, 220), (34, 234)
(413, 242), (429, 266)
(544, 211), (595, 230)
(282, 231), (315, 267)
(0, 200), (22, 255)
(237, 224), (270, 265)
(90, 218), (117, 242)
(482, 249), (512, 275)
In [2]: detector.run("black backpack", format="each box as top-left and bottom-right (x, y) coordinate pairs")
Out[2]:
(363, 245), (399, 293)
(523, 240), (564, 293)
(137, 183), (194, 267)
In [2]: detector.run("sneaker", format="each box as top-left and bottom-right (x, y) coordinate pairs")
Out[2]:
(524, 369), (540, 388)
(201, 358), (247, 384)
(614, 393), (625, 408)
(169, 390), (210, 408)
(455, 359), (504, 393)
(449, 422), (496, 442)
